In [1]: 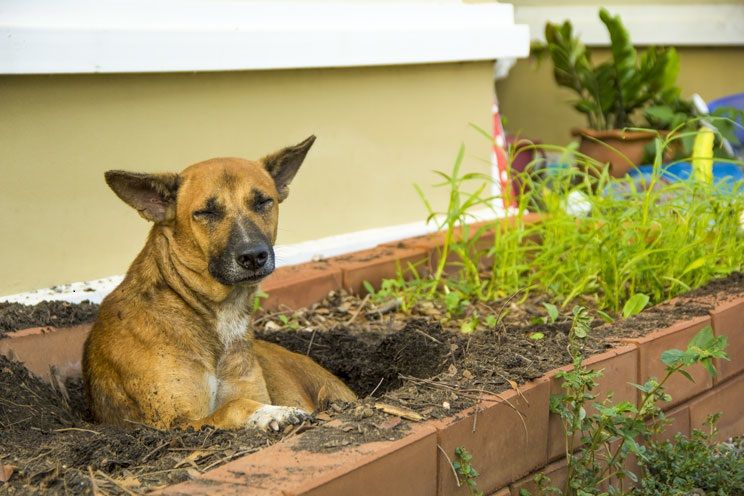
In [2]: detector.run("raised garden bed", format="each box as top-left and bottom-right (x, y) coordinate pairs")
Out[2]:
(1, 231), (743, 495)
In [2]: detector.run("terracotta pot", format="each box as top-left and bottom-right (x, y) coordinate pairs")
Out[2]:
(572, 128), (663, 178)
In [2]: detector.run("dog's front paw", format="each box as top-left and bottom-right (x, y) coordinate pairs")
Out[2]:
(248, 405), (311, 432)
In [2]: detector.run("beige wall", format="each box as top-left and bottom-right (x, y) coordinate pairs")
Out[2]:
(496, 47), (744, 145)
(0, 62), (494, 295)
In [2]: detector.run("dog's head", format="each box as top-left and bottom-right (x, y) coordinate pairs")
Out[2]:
(105, 136), (315, 288)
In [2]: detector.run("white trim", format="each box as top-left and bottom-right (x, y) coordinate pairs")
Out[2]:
(517, 4), (744, 46)
(0, 1), (530, 74)
(0, 207), (507, 305)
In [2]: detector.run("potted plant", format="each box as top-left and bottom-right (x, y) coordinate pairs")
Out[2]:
(533, 8), (690, 177)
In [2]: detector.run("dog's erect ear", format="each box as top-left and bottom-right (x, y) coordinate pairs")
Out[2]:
(104, 170), (180, 223)
(261, 135), (316, 202)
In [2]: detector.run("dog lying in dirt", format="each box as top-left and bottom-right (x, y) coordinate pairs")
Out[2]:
(83, 136), (356, 431)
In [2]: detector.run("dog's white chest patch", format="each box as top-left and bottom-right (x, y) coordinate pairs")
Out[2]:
(215, 307), (249, 346)
(215, 288), (252, 346)
(205, 373), (219, 414)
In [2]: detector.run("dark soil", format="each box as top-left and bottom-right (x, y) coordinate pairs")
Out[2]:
(1, 273), (742, 495)
(0, 301), (99, 335)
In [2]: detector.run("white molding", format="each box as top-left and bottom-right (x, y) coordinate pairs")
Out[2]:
(0, 1), (529, 74)
(0, 207), (507, 305)
(517, 4), (744, 46)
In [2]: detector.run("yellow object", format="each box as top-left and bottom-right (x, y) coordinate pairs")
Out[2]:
(692, 127), (715, 184)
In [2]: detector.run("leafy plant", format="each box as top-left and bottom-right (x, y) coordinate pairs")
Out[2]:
(251, 289), (268, 313)
(526, 317), (728, 496)
(543, 303), (560, 323)
(278, 314), (300, 331)
(533, 8), (682, 131)
(635, 415), (744, 496)
(533, 7), (744, 158)
(372, 121), (744, 325)
(622, 293), (649, 318)
(452, 447), (484, 496)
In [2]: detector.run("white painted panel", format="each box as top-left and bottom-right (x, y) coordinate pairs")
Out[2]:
(518, 4), (744, 46)
(0, 1), (530, 74)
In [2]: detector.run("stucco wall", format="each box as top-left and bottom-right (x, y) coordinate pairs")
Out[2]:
(0, 62), (494, 294)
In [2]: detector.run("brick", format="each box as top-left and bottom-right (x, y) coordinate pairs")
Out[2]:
(621, 316), (712, 409)
(162, 423), (437, 496)
(0, 323), (91, 382)
(546, 346), (639, 461)
(510, 460), (567, 496)
(709, 296), (744, 382)
(434, 379), (550, 495)
(689, 371), (744, 442)
(652, 405), (690, 443)
(332, 245), (430, 294)
(260, 261), (342, 310)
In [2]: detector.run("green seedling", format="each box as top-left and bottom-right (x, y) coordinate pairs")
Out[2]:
(622, 293), (650, 318)
(452, 447), (484, 496)
(251, 289), (268, 313)
(278, 314), (300, 331)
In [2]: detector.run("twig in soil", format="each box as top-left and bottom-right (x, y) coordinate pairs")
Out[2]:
(436, 444), (461, 488)
(251, 310), (287, 326)
(306, 328), (318, 356)
(411, 328), (443, 344)
(399, 374), (529, 438)
(198, 448), (259, 473)
(54, 427), (101, 435)
(123, 418), (157, 429)
(344, 293), (371, 326)
(492, 287), (532, 342)
(367, 377), (385, 398)
(141, 441), (170, 463)
(367, 298), (401, 318)
(493, 370), (529, 405)
(88, 466), (107, 496)
(374, 402), (423, 421)
(95, 470), (142, 496)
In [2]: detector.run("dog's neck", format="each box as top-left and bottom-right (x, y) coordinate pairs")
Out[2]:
(129, 228), (257, 347)
(214, 285), (254, 347)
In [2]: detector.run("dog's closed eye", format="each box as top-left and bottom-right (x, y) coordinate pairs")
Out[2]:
(251, 191), (274, 213)
(193, 198), (224, 221)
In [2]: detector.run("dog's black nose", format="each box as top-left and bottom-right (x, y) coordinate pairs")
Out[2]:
(236, 247), (269, 271)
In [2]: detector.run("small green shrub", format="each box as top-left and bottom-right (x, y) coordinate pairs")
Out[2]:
(635, 417), (744, 496)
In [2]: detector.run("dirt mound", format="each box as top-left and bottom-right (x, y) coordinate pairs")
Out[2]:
(0, 300), (99, 335)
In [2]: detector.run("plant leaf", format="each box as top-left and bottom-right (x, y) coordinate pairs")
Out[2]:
(623, 293), (650, 318)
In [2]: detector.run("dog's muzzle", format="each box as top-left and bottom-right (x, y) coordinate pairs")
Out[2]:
(209, 221), (275, 285)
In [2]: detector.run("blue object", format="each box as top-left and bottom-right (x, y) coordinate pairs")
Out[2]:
(629, 161), (744, 185)
(708, 93), (744, 148)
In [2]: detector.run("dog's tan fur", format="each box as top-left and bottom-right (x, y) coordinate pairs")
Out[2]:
(83, 136), (356, 431)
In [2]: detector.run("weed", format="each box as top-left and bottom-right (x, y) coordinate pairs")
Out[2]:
(621, 293), (649, 318)
(251, 289), (268, 314)
(635, 415), (744, 496)
(278, 314), (300, 331)
(452, 447), (484, 496)
(377, 124), (744, 320)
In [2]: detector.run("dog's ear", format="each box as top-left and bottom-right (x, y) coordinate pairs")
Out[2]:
(104, 170), (180, 223)
(261, 135), (315, 202)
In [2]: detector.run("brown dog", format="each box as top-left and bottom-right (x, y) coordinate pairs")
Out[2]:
(83, 136), (356, 431)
